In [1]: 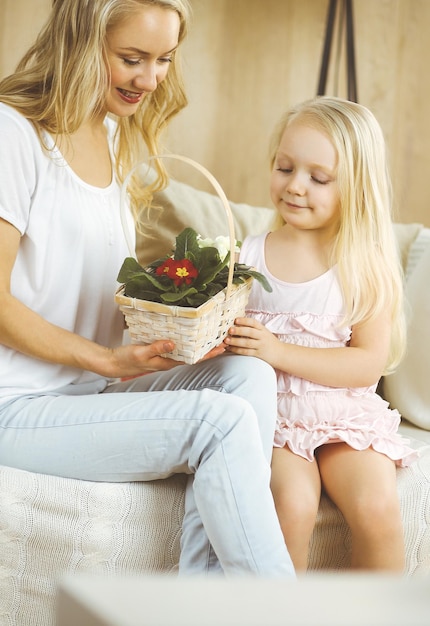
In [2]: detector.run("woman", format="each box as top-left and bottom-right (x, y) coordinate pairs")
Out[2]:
(0, 0), (294, 577)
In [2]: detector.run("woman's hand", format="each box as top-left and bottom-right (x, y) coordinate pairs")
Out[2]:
(104, 340), (181, 378)
(112, 340), (226, 380)
(224, 317), (281, 366)
(198, 343), (226, 362)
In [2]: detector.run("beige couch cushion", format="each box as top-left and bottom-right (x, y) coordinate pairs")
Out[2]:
(392, 222), (423, 271)
(2, 441), (430, 624)
(0, 466), (186, 625)
(136, 178), (275, 266)
(384, 230), (430, 430)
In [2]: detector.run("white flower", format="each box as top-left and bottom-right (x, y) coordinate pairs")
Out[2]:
(197, 235), (240, 262)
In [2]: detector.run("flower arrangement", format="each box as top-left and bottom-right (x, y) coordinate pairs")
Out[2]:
(117, 227), (272, 308)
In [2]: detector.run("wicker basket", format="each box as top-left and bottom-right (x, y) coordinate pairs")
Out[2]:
(115, 154), (253, 364)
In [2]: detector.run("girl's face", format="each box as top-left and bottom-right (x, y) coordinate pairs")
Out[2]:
(105, 5), (180, 117)
(270, 121), (341, 234)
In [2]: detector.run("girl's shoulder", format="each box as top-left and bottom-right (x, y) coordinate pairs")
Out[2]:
(241, 231), (268, 251)
(239, 232), (268, 264)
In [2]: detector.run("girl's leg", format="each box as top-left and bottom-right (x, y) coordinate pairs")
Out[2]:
(271, 446), (321, 571)
(317, 443), (404, 571)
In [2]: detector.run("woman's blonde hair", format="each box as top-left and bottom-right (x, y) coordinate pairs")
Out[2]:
(0, 0), (191, 218)
(269, 96), (406, 373)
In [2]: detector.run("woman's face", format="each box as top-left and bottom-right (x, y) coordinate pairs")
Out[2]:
(105, 5), (180, 117)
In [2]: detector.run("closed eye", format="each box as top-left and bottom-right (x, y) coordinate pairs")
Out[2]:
(122, 55), (173, 66)
(311, 176), (330, 185)
(123, 58), (141, 66)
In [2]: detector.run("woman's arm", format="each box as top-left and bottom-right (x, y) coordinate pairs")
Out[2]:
(0, 218), (179, 378)
(224, 312), (391, 389)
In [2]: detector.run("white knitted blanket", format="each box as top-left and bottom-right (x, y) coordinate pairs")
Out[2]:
(1, 442), (430, 625)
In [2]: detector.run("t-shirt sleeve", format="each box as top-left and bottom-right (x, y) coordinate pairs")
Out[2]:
(0, 106), (38, 234)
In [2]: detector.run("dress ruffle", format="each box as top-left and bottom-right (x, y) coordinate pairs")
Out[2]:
(274, 390), (419, 468)
(244, 275), (418, 469)
(248, 310), (351, 345)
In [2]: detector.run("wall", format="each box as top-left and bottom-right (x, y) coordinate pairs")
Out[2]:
(1, 0), (429, 225)
(0, 0), (49, 76)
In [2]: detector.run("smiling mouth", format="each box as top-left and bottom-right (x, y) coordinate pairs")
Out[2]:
(117, 88), (143, 103)
(286, 201), (307, 209)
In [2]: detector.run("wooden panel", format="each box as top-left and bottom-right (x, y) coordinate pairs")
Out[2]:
(0, 0), (51, 78)
(1, 0), (429, 225)
(166, 0), (328, 204)
(352, 0), (430, 225)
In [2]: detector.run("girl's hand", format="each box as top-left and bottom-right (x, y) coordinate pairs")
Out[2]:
(225, 312), (392, 388)
(224, 317), (281, 366)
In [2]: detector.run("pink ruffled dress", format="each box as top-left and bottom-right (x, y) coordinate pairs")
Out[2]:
(240, 233), (418, 467)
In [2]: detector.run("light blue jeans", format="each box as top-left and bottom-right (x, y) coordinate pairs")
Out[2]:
(0, 354), (294, 578)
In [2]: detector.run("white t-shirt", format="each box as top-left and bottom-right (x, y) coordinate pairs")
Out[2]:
(0, 104), (132, 400)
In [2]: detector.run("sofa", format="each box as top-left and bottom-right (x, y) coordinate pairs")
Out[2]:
(1, 176), (430, 626)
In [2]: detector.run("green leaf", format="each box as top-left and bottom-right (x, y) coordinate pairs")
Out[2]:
(174, 228), (201, 260)
(117, 229), (272, 309)
(185, 292), (211, 306)
(117, 257), (146, 283)
(125, 286), (164, 303)
(194, 249), (229, 288)
(233, 264), (273, 292)
(124, 272), (178, 297)
(160, 286), (198, 304)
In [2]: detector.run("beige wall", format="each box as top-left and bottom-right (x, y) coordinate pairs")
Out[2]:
(0, 0), (49, 76)
(1, 0), (429, 225)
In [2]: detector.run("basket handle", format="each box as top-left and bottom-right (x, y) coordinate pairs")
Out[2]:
(120, 154), (237, 300)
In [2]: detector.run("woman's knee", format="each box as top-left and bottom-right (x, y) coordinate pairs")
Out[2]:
(214, 354), (277, 395)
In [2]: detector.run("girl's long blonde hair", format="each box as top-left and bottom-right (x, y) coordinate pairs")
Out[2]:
(269, 96), (406, 373)
(0, 0), (191, 220)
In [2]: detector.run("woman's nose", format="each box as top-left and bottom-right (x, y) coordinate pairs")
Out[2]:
(133, 63), (158, 93)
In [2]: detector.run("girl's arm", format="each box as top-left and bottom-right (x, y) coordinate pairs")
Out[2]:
(0, 218), (180, 378)
(224, 312), (391, 389)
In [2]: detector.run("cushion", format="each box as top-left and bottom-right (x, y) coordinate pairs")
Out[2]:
(383, 235), (430, 430)
(136, 177), (275, 266)
(0, 466), (186, 625)
(392, 222), (423, 272)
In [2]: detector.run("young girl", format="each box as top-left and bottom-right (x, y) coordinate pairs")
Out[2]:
(0, 0), (295, 578)
(225, 96), (418, 572)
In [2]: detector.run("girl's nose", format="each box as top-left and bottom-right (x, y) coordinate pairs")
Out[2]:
(286, 173), (305, 195)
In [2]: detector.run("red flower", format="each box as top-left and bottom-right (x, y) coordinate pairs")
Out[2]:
(155, 258), (199, 287)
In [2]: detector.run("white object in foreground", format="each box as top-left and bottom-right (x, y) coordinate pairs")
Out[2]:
(57, 573), (430, 626)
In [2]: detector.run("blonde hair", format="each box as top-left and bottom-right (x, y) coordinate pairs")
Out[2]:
(269, 96), (406, 373)
(0, 0), (191, 219)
